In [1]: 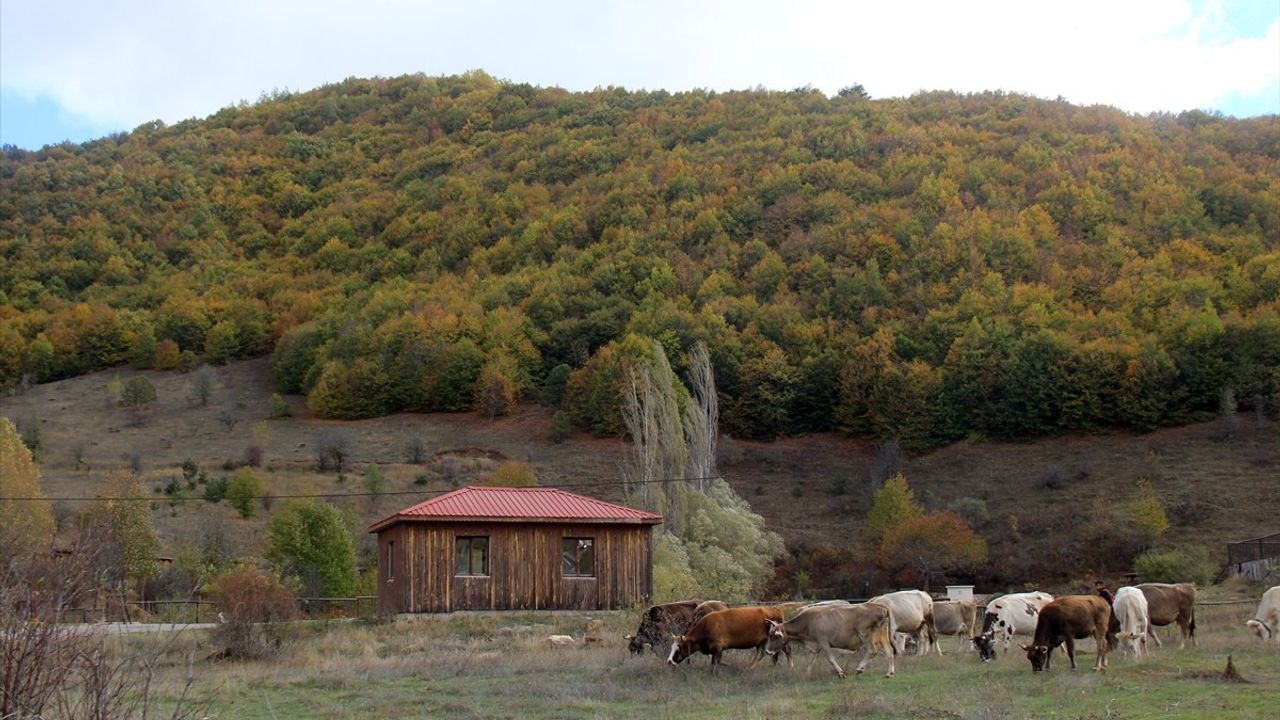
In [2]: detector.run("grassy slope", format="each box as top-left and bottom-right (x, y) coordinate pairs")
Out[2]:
(1, 358), (1276, 585)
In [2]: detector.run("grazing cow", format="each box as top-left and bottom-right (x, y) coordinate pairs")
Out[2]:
(1023, 595), (1112, 672)
(668, 606), (791, 670)
(869, 590), (936, 655)
(1136, 583), (1197, 649)
(932, 600), (978, 653)
(1246, 585), (1280, 641)
(764, 602), (897, 678)
(1112, 587), (1151, 658)
(973, 591), (1054, 661)
(626, 599), (703, 656)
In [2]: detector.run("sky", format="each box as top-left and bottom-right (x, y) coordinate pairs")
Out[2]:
(2, 0), (1277, 150)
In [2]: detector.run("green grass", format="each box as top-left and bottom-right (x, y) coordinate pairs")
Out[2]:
(132, 610), (1279, 720)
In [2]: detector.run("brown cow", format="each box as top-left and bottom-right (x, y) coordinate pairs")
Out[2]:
(764, 602), (897, 678)
(1023, 595), (1112, 672)
(668, 606), (792, 670)
(1136, 583), (1197, 649)
(626, 599), (703, 656)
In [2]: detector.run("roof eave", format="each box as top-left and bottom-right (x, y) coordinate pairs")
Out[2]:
(368, 514), (662, 533)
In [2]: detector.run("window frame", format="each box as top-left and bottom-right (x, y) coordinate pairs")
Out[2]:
(455, 536), (490, 577)
(561, 537), (595, 578)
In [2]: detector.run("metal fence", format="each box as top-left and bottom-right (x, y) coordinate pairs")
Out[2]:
(1227, 533), (1280, 565)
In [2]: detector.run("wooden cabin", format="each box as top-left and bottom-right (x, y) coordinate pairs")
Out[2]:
(369, 486), (662, 614)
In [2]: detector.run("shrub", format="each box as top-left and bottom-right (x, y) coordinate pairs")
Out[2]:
(362, 465), (387, 495)
(551, 410), (572, 443)
(268, 393), (293, 419)
(203, 476), (228, 502)
(1133, 546), (1217, 586)
(481, 461), (538, 487)
(208, 566), (302, 660)
(865, 473), (923, 541)
(244, 444), (264, 468)
(226, 469), (264, 518)
(950, 496), (990, 527)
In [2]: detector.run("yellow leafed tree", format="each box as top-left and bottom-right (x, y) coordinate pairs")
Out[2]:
(0, 417), (55, 556)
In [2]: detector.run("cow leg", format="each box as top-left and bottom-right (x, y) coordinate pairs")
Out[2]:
(817, 641), (846, 679)
(1147, 626), (1164, 648)
(711, 650), (723, 672)
(1064, 638), (1076, 670)
(746, 646), (765, 670)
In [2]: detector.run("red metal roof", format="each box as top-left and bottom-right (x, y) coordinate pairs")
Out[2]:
(369, 487), (662, 532)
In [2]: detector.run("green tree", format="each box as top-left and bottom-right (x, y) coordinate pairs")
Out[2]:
(865, 473), (924, 541)
(227, 468), (265, 518)
(120, 375), (157, 410)
(265, 499), (357, 597)
(0, 418), (56, 557)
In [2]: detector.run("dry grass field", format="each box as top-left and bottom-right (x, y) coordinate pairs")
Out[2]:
(113, 597), (1280, 719)
(1, 358), (1275, 587)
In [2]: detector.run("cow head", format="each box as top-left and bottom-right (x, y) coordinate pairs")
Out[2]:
(624, 634), (645, 655)
(972, 631), (997, 662)
(1246, 619), (1273, 641)
(667, 633), (694, 665)
(628, 606), (676, 656)
(764, 619), (788, 656)
(1023, 643), (1051, 672)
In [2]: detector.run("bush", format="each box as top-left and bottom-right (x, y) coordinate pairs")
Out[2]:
(1133, 546), (1217, 586)
(481, 461), (538, 487)
(208, 566), (302, 660)
(226, 469), (264, 518)
(203, 476), (229, 502)
(551, 410), (572, 443)
(950, 496), (990, 527)
(265, 500), (357, 597)
(268, 393), (293, 419)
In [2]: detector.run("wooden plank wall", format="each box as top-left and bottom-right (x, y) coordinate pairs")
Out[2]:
(376, 521), (654, 613)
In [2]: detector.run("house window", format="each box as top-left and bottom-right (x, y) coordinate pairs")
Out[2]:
(386, 540), (395, 581)
(562, 537), (594, 577)
(455, 536), (489, 576)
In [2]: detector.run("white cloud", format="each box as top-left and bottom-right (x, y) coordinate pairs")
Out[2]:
(1, 0), (1276, 135)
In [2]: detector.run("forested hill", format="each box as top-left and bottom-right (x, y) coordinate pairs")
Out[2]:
(1, 72), (1278, 450)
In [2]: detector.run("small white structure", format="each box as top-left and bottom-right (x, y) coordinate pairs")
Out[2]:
(946, 585), (974, 602)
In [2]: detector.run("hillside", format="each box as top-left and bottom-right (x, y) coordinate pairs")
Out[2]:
(2, 72), (1279, 452)
(2, 359), (1275, 592)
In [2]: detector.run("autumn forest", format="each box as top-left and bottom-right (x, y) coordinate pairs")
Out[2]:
(1, 71), (1277, 451)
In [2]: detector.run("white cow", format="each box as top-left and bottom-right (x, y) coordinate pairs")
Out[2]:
(1113, 586), (1151, 658)
(1246, 585), (1280, 641)
(972, 591), (1054, 661)
(869, 590), (936, 656)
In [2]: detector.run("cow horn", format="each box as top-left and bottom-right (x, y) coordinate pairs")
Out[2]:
(1019, 643), (1031, 651)
(624, 634), (633, 640)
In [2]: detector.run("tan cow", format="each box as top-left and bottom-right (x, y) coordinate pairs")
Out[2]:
(869, 590), (936, 655)
(764, 602), (897, 678)
(1136, 583), (1197, 649)
(932, 599), (977, 653)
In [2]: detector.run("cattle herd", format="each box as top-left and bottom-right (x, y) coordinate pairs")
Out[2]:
(623, 583), (1280, 676)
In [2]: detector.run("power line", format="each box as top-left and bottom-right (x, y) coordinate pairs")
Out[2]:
(0, 475), (727, 502)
